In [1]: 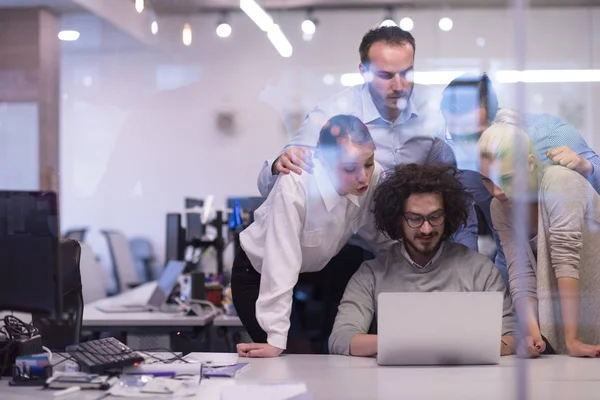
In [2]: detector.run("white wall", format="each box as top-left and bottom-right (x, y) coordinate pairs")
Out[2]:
(0, 103), (39, 190)
(59, 7), (600, 266)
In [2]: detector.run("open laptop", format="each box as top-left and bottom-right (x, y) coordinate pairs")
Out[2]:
(377, 292), (503, 366)
(97, 260), (185, 313)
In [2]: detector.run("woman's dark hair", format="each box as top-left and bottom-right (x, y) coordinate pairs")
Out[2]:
(317, 114), (374, 155)
(359, 26), (416, 64)
(372, 163), (471, 241)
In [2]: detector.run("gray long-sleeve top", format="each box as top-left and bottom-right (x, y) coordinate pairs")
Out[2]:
(329, 241), (517, 356)
(490, 165), (600, 353)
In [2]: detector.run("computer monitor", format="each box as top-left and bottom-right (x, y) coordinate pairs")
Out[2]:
(165, 213), (185, 264)
(0, 191), (62, 315)
(184, 198), (204, 240)
(185, 198), (204, 210)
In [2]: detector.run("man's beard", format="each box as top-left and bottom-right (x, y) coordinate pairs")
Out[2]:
(407, 232), (441, 255)
(389, 90), (410, 108)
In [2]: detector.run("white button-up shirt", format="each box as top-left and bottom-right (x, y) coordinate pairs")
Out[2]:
(256, 83), (444, 196)
(241, 160), (390, 349)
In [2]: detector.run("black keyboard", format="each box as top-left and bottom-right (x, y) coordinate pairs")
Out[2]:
(66, 337), (145, 373)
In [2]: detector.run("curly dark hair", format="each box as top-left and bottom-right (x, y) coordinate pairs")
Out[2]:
(372, 163), (471, 241)
(359, 26), (416, 64)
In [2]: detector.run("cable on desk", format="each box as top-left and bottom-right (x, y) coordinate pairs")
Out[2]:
(52, 355), (77, 368)
(138, 351), (169, 364)
(138, 348), (190, 364)
(0, 315), (42, 379)
(1, 315), (39, 341)
(42, 346), (53, 362)
(173, 297), (222, 320)
(186, 299), (221, 316)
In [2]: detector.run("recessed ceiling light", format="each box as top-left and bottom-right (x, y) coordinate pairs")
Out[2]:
(399, 17), (414, 31)
(301, 19), (316, 35)
(216, 23), (232, 38)
(182, 23), (192, 46)
(438, 17), (453, 32)
(58, 30), (80, 41)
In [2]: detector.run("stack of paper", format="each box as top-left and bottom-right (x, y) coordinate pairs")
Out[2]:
(203, 363), (250, 378)
(184, 352), (239, 367)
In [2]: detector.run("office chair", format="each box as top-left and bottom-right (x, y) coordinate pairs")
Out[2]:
(79, 242), (108, 304)
(64, 227), (88, 242)
(32, 239), (83, 351)
(101, 230), (141, 293)
(129, 237), (156, 281)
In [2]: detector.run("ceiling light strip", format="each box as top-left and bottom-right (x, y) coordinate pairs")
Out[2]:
(340, 70), (600, 86)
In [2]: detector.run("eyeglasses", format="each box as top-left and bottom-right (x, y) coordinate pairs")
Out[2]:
(403, 213), (445, 229)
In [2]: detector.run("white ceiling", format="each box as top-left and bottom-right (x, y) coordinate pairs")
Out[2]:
(148, 0), (600, 13)
(0, 0), (83, 12)
(1, 0), (598, 52)
(1, 0), (600, 15)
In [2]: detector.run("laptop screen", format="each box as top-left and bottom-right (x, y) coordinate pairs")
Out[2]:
(147, 260), (185, 308)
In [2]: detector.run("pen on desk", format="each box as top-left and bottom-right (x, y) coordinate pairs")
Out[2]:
(53, 386), (81, 397)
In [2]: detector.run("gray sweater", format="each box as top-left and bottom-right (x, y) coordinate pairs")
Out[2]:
(329, 241), (517, 356)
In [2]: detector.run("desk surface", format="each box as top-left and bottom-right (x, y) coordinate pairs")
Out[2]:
(1, 354), (599, 399)
(213, 314), (243, 327)
(83, 282), (214, 327)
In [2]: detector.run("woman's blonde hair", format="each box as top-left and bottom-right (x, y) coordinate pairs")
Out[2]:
(478, 109), (535, 161)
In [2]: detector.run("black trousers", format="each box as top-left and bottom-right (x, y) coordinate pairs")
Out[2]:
(230, 250), (268, 344)
(231, 244), (367, 353)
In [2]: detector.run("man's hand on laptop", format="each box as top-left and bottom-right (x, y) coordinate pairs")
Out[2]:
(272, 147), (314, 175)
(237, 342), (283, 358)
(517, 334), (546, 358)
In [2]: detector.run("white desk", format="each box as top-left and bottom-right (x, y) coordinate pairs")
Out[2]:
(1, 354), (599, 399)
(213, 315), (242, 327)
(83, 282), (215, 349)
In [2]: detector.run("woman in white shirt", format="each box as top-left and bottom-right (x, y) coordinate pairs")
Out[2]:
(231, 114), (388, 358)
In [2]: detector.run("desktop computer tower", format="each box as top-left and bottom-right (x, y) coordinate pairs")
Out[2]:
(165, 213), (185, 263)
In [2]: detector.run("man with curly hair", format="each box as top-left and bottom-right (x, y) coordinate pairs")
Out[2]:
(328, 163), (517, 357)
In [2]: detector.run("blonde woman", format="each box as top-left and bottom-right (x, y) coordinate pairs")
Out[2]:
(478, 109), (600, 358)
